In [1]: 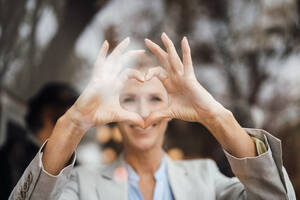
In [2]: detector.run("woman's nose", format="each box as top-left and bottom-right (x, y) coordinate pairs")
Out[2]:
(138, 101), (151, 120)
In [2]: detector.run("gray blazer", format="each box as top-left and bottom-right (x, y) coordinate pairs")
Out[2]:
(9, 128), (296, 200)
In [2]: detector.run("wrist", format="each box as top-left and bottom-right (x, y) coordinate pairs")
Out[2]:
(194, 97), (229, 124)
(200, 106), (233, 129)
(60, 108), (92, 134)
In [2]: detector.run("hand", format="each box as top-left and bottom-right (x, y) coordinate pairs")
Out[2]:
(67, 38), (145, 131)
(144, 33), (226, 127)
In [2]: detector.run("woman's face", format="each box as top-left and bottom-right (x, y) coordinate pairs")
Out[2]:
(118, 75), (169, 152)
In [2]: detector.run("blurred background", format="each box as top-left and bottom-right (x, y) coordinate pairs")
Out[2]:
(0, 0), (300, 198)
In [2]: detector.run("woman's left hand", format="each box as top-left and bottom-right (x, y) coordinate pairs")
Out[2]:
(144, 33), (226, 127)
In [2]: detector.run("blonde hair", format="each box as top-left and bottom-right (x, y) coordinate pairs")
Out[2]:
(134, 53), (160, 72)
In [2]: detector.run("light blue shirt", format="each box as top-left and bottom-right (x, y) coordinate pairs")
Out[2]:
(125, 155), (174, 200)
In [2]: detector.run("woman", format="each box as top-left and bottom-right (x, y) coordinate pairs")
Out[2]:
(9, 33), (295, 200)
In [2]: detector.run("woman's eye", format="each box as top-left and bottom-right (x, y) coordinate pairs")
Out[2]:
(151, 97), (161, 102)
(123, 98), (134, 103)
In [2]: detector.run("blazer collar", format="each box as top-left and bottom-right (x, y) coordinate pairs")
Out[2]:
(97, 153), (128, 200)
(99, 153), (192, 200)
(166, 156), (194, 200)
(101, 152), (126, 180)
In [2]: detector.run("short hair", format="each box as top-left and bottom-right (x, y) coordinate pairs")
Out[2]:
(25, 82), (79, 134)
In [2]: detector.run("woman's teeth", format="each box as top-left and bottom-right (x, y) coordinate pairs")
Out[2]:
(132, 123), (157, 131)
(135, 126), (151, 131)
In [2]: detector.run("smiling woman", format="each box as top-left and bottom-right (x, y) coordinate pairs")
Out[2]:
(9, 33), (296, 200)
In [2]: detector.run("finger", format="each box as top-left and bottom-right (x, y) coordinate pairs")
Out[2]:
(144, 109), (171, 128)
(145, 66), (168, 82)
(94, 40), (109, 67)
(144, 39), (172, 72)
(119, 68), (145, 83)
(181, 37), (194, 74)
(108, 37), (130, 59)
(161, 33), (184, 74)
(115, 50), (145, 73)
(121, 50), (145, 61)
(118, 110), (145, 128)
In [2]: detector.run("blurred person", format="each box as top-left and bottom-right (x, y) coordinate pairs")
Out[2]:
(25, 82), (79, 146)
(9, 34), (296, 200)
(0, 83), (78, 199)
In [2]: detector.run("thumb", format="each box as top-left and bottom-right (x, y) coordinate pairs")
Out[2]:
(118, 110), (145, 128)
(145, 109), (171, 128)
(145, 66), (168, 82)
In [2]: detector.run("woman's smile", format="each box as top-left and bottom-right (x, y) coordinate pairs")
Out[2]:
(129, 121), (159, 135)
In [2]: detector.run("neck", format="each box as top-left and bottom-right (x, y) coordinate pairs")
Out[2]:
(124, 146), (164, 176)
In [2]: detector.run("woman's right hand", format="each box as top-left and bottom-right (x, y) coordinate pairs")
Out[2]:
(42, 38), (146, 176)
(67, 38), (145, 132)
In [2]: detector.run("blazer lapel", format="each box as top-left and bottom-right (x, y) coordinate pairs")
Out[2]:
(97, 153), (128, 200)
(167, 157), (204, 200)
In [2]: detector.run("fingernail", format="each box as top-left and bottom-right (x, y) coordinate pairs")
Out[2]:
(162, 32), (167, 38)
(145, 74), (150, 80)
(124, 37), (130, 42)
(146, 73), (152, 80)
(103, 40), (108, 46)
(184, 36), (188, 43)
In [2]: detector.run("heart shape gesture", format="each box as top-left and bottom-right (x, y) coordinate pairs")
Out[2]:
(68, 38), (146, 131)
(144, 33), (225, 127)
